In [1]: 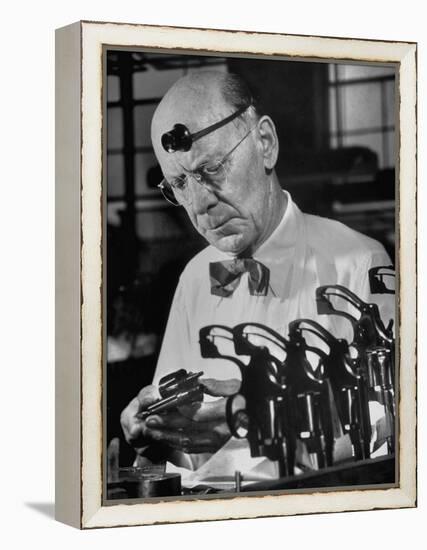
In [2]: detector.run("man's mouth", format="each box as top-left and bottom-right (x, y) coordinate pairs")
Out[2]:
(206, 218), (235, 232)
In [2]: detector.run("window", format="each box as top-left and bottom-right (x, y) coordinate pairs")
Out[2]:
(106, 51), (227, 229)
(328, 64), (396, 169)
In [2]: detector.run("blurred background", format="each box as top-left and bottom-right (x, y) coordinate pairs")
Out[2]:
(105, 50), (396, 465)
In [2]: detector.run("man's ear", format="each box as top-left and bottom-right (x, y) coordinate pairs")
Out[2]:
(257, 115), (279, 171)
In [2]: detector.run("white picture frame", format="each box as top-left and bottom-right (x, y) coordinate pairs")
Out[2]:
(55, 20), (417, 529)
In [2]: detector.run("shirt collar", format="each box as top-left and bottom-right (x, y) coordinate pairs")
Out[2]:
(253, 190), (298, 263)
(252, 190), (299, 297)
(213, 190), (298, 262)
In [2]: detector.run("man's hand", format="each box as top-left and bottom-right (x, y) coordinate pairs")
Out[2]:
(120, 384), (161, 450)
(120, 378), (240, 455)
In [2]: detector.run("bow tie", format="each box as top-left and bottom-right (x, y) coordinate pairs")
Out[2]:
(209, 258), (270, 298)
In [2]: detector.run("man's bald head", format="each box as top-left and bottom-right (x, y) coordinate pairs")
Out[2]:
(150, 71), (284, 256)
(151, 71), (258, 155)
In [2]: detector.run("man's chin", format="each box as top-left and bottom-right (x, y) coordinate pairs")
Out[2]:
(207, 233), (248, 256)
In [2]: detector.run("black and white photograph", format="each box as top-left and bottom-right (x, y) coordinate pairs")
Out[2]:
(105, 48), (398, 501)
(2, 0), (423, 542)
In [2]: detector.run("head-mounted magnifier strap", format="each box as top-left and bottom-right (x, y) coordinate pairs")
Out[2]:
(161, 104), (250, 153)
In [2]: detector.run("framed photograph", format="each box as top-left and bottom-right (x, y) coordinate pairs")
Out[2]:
(55, 20), (417, 529)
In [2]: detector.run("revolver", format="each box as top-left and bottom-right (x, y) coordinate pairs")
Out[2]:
(315, 284), (395, 453)
(288, 319), (369, 460)
(316, 284), (394, 378)
(369, 265), (395, 295)
(137, 369), (204, 419)
(199, 324), (294, 477)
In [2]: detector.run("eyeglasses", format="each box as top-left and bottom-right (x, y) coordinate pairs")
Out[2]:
(158, 125), (256, 206)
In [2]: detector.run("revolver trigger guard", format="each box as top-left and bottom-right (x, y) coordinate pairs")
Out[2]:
(226, 394), (248, 439)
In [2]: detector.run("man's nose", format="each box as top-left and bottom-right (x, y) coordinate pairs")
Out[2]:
(187, 176), (218, 214)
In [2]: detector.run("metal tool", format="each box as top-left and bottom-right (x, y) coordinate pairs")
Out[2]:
(137, 369), (204, 419)
(110, 468), (182, 498)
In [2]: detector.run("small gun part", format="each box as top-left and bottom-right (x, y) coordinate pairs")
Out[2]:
(137, 370), (204, 419)
(368, 265), (395, 295)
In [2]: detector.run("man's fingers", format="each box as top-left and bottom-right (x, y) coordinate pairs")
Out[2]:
(177, 423), (230, 453)
(120, 387), (159, 446)
(180, 399), (227, 422)
(136, 385), (160, 408)
(120, 380), (238, 453)
(120, 401), (146, 445)
(145, 411), (227, 430)
(144, 422), (230, 454)
(200, 378), (241, 397)
(120, 397), (140, 431)
(144, 428), (189, 449)
(145, 412), (193, 430)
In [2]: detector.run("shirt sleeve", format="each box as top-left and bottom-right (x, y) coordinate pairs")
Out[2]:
(152, 277), (192, 386)
(151, 273), (218, 472)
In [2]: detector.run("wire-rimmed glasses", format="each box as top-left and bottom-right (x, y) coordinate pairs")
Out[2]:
(158, 125), (256, 206)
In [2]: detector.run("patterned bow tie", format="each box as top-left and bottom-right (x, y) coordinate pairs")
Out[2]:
(209, 258), (270, 298)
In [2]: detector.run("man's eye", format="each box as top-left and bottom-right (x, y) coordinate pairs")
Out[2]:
(170, 177), (186, 190)
(202, 163), (222, 176)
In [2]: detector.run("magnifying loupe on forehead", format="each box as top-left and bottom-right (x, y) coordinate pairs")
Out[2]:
(161, 104), (250, 153)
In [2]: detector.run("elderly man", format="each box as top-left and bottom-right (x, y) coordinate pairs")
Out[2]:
(121, 71), (394, 483)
